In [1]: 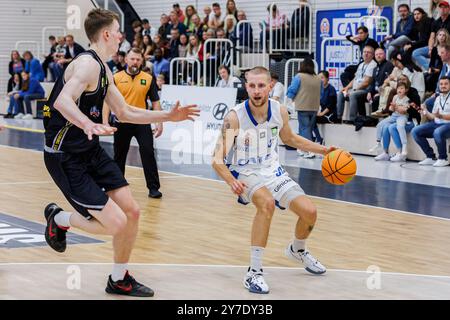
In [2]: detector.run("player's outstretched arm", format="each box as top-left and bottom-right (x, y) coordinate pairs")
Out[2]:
(53, 57), (116, 140)
(211, 111), (247, 195)
(105, 75), (199, 124)
(278, 106), (336, 155)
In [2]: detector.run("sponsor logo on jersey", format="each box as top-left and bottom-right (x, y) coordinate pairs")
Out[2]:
(140, 79), (147, 85)
(90, 106), (100, 118)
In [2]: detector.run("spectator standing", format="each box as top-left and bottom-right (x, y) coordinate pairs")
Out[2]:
(286, 58), (322, 158)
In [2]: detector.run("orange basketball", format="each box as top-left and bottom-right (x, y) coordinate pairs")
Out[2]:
(321, 149), (357, 185)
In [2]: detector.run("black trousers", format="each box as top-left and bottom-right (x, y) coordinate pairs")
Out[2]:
(113, 122), (160, 191)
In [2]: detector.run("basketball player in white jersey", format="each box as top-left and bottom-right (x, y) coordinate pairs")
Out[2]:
(212, 67), (336, 294)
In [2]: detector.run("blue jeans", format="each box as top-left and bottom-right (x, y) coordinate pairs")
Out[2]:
(412, 46), (430, 71)
(382, 121), (414, 151)
(411, 121), (450, 160)
(16, 93), (45, 114)
(7, 97), (18, 114)
(424, 95), (436, 112)
(297, 111), (317, 141)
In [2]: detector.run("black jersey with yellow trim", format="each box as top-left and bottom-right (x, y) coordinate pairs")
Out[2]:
(43, 49), (109, 153)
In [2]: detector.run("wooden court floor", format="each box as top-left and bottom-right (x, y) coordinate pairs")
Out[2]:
(1, 145), (450, 299)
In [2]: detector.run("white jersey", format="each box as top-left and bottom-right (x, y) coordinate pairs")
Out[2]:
(227, 99), (284, 177)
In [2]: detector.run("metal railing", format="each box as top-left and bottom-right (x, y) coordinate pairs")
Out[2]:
(169, 57), (201, 86)
(235, 20), (268, 71)
(15, 41), (40, 59)
(321, 37), (359, 91)
(268, 2), (312, 54)
(202, 39), (234, 87)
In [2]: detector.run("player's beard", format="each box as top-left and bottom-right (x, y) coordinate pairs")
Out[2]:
(250, 96), (267, 108)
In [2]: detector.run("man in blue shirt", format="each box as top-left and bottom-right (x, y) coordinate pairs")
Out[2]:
(152, 48), (170, 78)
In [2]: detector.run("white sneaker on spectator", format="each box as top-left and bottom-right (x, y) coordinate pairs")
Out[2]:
(369, 142), (382, 153)
(303, 152), (315, 159)
(374, 152), (390, 161)
(14, 113), (24, 119)
(390, 153), (406, 162)
(297, 150), (306, 157)
(22, 114), (33, 120)
(418, 158), (435, 166)
(433, 159), (450, 167)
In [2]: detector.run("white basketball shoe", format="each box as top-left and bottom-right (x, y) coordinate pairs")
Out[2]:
(243, 267), (269, 294)
(285, 244), (326, 275)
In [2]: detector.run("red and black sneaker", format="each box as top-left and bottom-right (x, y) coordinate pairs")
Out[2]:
(44, 203), (69, 253)
(105, 271), (154, 297)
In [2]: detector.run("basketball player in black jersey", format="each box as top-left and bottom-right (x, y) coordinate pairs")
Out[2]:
(42, 9), (199, 297)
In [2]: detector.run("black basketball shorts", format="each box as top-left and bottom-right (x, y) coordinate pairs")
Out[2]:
(44, 144), (129, 219)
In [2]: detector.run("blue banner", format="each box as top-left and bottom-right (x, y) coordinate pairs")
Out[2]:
(316, 7), (393, 67)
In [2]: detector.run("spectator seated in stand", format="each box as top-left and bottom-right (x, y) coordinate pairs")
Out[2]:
(23, 51), (44, 82)
(5, 72), (23, 118)
(217, 65), (240, 88)
(412, 76), (450, 167)
(269, 72), (285, 103)
(341, 26), (379, 87)
(312, 70), (337, 145)
(337, 45), (377, 124)
(382, 4), (415, 60)
(13, 71), (45, 120)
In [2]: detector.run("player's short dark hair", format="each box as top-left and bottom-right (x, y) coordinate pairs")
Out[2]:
(440, 76), (450, 82)
(218, 65), (230, 73)
(212, 3), (220, 8)
(319, 70), (329, 79)
(84, 8), (120, 42)
(48, 35), (56, 41)
(142, 18), (149, 24)
(398, 4), (410, 11)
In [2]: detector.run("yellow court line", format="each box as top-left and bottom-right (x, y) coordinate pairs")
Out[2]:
(3, 124), (45, 134)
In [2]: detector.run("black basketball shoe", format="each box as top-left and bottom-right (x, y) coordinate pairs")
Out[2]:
(44, 203), (69, 253)
(105, 271), (154, 297)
